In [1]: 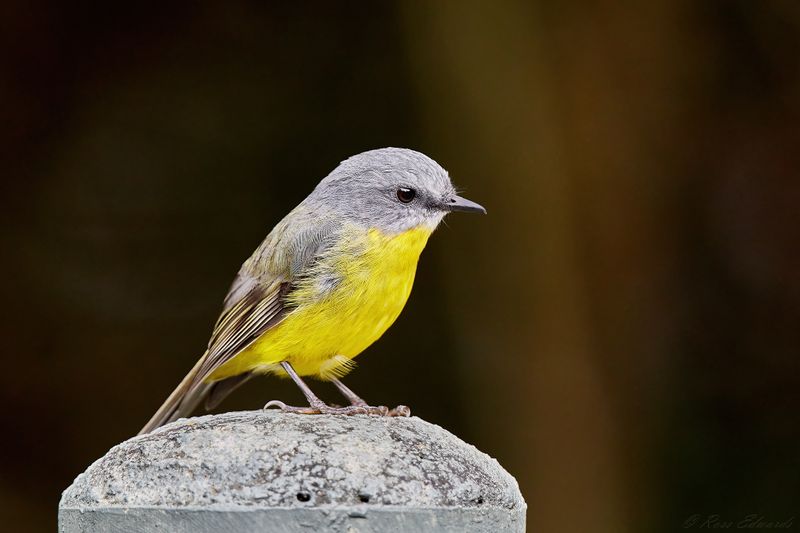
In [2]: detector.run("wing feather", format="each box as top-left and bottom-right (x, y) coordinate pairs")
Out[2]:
(195, 280), (290, 382)
(139, 213), (341, 434)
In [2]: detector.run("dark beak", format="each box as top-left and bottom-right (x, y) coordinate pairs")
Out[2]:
(443, 194), (487, 214)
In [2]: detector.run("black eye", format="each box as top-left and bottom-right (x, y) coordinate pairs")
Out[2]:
(396, 187), (416, 203)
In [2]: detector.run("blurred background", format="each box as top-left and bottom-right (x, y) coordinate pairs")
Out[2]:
(1, 1), (799, 531)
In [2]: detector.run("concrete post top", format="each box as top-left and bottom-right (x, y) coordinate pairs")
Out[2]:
(60, 410), (526, 532)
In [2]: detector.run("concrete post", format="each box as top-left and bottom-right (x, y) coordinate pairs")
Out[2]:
(59, 410), (526, 532)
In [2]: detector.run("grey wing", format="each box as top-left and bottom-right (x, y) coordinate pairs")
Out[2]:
(198, 216), (342, 382)
(138, 216), (340, 434)
(198, 279), (291, 382)
(137, 279), (288, 435)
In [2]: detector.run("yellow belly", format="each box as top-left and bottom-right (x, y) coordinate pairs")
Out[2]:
(208, 226), (432, 381)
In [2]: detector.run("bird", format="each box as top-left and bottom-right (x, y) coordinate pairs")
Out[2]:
(139, 147), (485, 434)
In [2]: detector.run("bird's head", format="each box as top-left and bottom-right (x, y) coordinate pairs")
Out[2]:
(312, 147), (485, 234)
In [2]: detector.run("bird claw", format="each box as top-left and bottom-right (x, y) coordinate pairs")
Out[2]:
(263, 400), (320, 414)
(263, 400), (409, 417)
(388, 405), (411, 417)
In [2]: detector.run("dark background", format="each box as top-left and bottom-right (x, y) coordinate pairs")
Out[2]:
(1, 1), (799, 532)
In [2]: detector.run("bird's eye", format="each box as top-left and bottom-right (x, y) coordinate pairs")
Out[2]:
(396, 187), (416, 203)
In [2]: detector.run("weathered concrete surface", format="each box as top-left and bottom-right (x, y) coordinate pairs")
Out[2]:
(59, 410), (526, 532)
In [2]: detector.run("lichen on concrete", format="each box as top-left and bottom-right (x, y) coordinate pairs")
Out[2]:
(60, 410), (526, 532)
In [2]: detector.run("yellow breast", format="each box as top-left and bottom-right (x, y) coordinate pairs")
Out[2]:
(208, 226), (433, 381)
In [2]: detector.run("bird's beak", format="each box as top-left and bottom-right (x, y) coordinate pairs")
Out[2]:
(443, 194), (487, 214)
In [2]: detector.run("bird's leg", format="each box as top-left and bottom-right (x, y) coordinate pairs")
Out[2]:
(264, 361), (328, 414)
(331, 378), (370, 407)
(332, 378), (411, 417)
(264, 361), (384, 415)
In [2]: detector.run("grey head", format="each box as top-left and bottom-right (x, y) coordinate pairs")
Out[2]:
(306, 147), (485, 234)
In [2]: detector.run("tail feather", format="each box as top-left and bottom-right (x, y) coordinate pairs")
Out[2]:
(138, 354), (210, 435)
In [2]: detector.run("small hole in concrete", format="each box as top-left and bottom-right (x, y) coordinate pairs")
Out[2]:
(476, 496), (484, 505)
(296, 491), (311, 502)
(358, 494), (370, 503)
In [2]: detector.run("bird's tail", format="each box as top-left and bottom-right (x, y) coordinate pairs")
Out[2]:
(138, 353), (212, 435)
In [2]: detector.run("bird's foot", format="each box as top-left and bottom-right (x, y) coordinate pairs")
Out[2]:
(339, 402), (410, 417)
(388, 404), (411, 417)
(264, 399), (410, 417)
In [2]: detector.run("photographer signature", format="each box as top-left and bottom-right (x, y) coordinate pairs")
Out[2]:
(683, 514), (794, 529)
